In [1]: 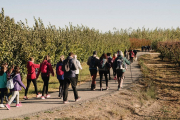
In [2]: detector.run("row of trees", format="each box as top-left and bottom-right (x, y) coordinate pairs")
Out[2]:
(157, 41), (180, 66)
(0, 8), (130, 76)
(129, 38), (151, 49)
(1, 8), (180, 76)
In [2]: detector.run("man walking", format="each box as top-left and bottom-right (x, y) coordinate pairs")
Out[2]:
(62, 52), (81, 104)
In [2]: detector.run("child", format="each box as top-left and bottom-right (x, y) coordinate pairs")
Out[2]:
(5, 66), (26, 110)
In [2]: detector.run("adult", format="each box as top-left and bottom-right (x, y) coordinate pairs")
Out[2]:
(113, 51), (131, 90)
(56, 55), (65, 99)
(73, 55), (82, 86)
(124, 49), (128, 58)
(112, 53), (118, 80)
(98, 53), (110, 91)
(37, 55), (54, 99)
(87, 51), (99, 90)
(107, 53), (113, 80)
(129, 50), (135, 63)
(24, 57), (41, 100)
(0, 66), (7, 108)
(133, 50), (137, 61)
(62, 52), (81, 104)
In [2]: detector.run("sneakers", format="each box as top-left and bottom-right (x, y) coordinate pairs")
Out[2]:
(0, 104), (5, 108)
(16, 103), (22, 107)
(63, 101), (69, 104)
(23, 96), (28, 100)
(5, 104), (10, 110)
(117, 86), (120, 91)
(114, 76), (117, 80)
(41, 96), (45, 99)
(46, 94), (50, 98)
(100, 88), (103, 91)
(36, 93), (42, 98)
(106, 87), (109, 90)
(75, 97), (81, 102)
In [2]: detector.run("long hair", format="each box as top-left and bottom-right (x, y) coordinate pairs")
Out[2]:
(59, 55), (64, 63)
(100, 53), (107, 60)
(11, 66), (20, 77)
(43, 55), (50, 63)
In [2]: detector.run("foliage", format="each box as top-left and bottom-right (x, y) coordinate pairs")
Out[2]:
(130, 38), (151, 49)
(157, 41), (180, 66)
(0, 8), (130, 77)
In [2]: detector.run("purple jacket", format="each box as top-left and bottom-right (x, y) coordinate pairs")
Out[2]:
(12, 74), (26, 91)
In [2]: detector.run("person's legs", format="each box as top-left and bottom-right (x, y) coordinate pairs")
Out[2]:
(90, 69), (97, 90)
(120, 72), (125, 88)
(25, 79), (31, 96)
(31, 79), (38, 95)
(63, 78), (70, 101)
(99, 71), (103, 89)
(8, 91), (18, 105)
(42, 77), (46, 96)
(75, 74), (79, 86)
(45, 77), (50, 95)
(59, 80), (64, 98)
(104, 71), (108, 88)
(70, 77), (79, 100)
(0, 88), (5, 104)
(15, 91), (19, 104)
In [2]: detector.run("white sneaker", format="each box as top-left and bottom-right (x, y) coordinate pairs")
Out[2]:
(0, 104), (5, 108)
(46, 94), (50, 98)
(41, 96), (45, 99)
(36, 93), (42, 98)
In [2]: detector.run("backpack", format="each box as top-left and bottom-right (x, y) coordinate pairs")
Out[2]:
(116, 58), (125, 69)
(41, 63), (48, 73)
(64, 59), (70, 72)
(6, 75), (17, 89)
(99, 59), (107, 69)
(90, 56), (96, 68)
(57, 63), (64, 75)
(130, 51), (134, 58)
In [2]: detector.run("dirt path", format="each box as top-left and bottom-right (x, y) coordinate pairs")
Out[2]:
(0, 52), (149, 119)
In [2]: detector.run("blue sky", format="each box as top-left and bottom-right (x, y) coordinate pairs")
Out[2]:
(0, 0), (179, 32)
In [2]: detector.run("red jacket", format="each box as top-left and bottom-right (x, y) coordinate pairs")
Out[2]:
(27, 61), (40, 79)
(36, 60), (54, 78)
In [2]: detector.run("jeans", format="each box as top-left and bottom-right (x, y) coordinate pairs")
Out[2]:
(58, 79), (64, 96)
(63, 77), (78, 101)
(75, 74), (79, 86)
(25, 79), (38, 96)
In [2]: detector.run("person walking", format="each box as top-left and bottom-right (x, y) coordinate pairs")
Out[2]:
(0, 66), (7, 108)
(129, 50), (134, 63)
(37, 55), (54, 99)
(24, 57), (41, 100)
(56, 55), (64, 99)
(5, 66), (26, 110)
(113, 51), (131, 90)
(107, 53), (113, 80)
(73, 55), (82, 86)
(133, 50), (137, 61)
(112, 53), (118, 80)
(98, 53), (110, 91)
(87, 51), (99, 90)
(62, 52), (81, 104)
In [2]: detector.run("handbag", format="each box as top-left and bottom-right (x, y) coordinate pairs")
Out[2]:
(6, 75), (17, 89)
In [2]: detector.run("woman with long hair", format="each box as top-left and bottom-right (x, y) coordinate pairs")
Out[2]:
(98, 53), (110, 91)
(37, 55), (54, 99)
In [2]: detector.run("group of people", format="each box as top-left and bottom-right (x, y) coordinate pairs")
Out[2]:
(141, 45), (151, 52)
(0, 49), (137, 110)
(87, 49), (136, 91)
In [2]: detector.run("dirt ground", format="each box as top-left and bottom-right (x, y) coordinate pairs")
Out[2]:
(15, 53), (180, 120)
